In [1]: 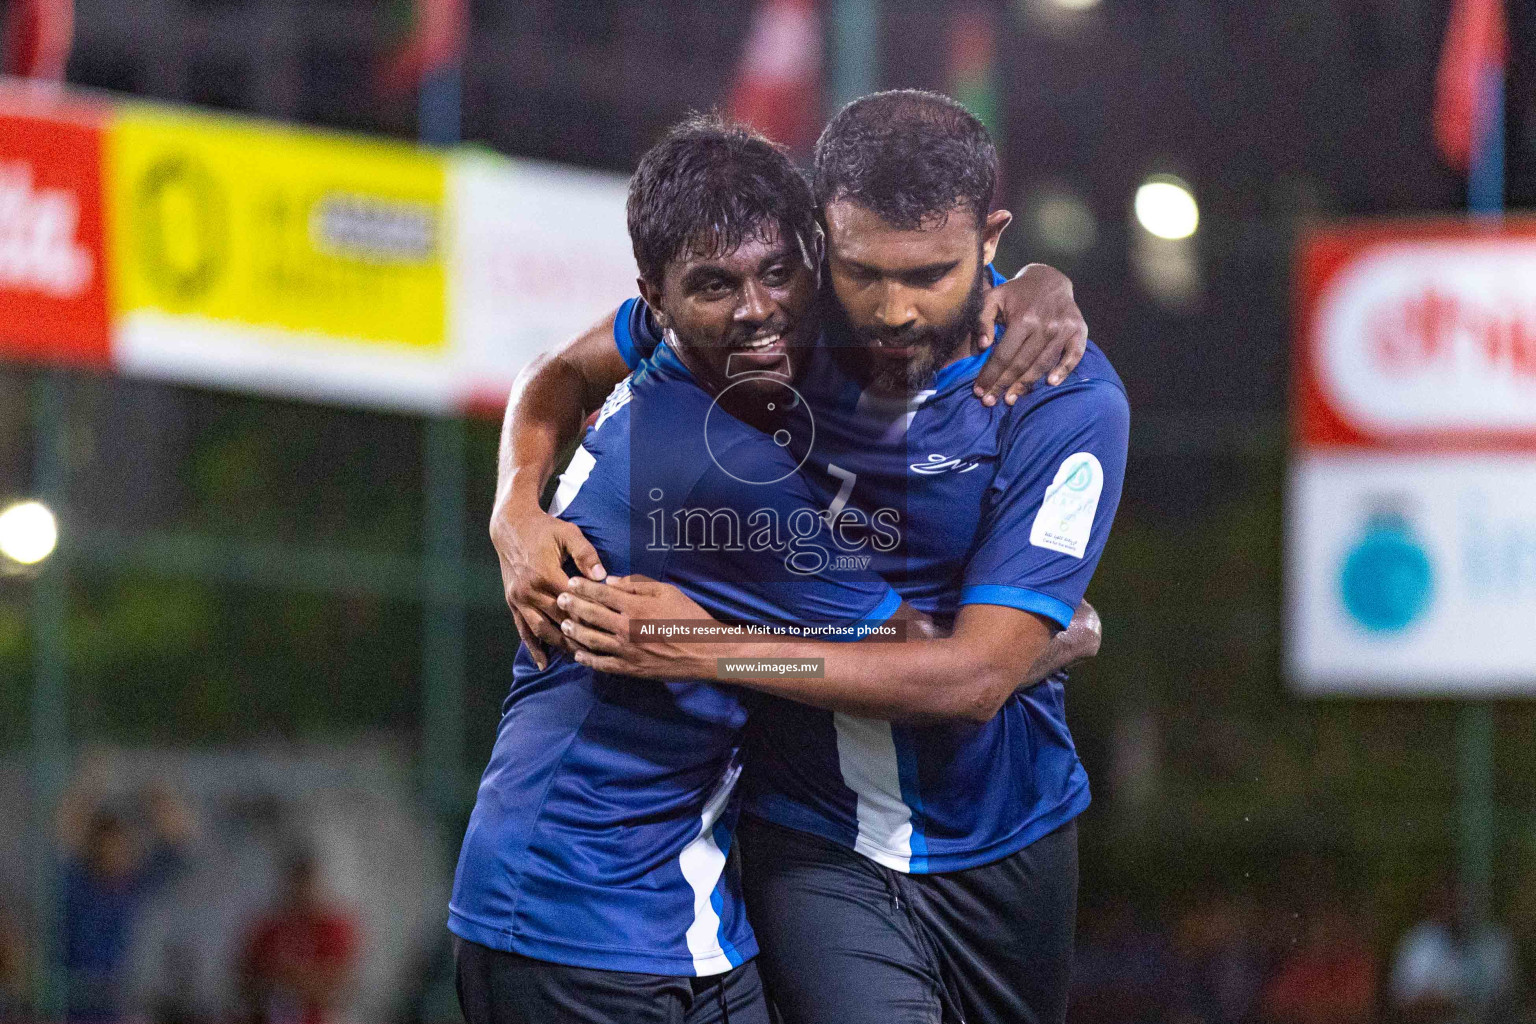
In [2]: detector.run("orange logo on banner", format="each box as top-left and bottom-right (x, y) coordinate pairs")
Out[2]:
(0, 108), (110, 368)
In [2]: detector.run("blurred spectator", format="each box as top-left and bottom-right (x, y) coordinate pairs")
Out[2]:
(1259, 907), (1378, 1024)
(1069, 895), (1180, 1024)
(58, 783), (195, 1024)
(1389, 883), (1515, 1024)
(238, 852), (359, 1024)
(1171, 896), (1264, 1024)
(0, 906), (28, 1023)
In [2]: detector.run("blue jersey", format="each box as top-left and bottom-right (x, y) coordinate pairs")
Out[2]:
(619, 289), (1130, 873)
(449, 337), (900, 975)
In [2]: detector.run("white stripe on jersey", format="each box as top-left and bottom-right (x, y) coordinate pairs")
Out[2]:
(677, 760), (743, 976)
(853, 388), (936, 443)
(548, 445), (596, 517)
(833, 713), (914, 872)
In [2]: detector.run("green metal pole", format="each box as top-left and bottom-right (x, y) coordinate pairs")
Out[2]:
(830, 0), (880, 113)
(419, 57), (468, 823)
(412, 84), (471, 1024)
(29, 371), (68, 1020)
(1458, 704), (1494, 925)
(1457, 0), (1502, 943)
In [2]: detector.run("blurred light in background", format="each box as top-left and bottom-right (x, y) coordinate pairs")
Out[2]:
(1028, 187), (1098, 258)
(0, 500), (58, 565)
(1130, 174), (1202, 308)
(1021, 0), (1102, 31)
(1134, 175), (1200, 240)
(1132, 230), (1202, 309)
(1131, 174), (1202, 307)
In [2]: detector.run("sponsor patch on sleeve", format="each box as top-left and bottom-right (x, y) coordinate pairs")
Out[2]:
(1030, 452), (1104, 559)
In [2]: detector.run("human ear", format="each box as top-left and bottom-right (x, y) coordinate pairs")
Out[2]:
(981, 209), (1012, 265)
(637, 276), (668, 330)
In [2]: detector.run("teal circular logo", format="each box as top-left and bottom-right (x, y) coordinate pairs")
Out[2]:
(1064, 461), (1094, 491)
(1339, 514), (1434, 633)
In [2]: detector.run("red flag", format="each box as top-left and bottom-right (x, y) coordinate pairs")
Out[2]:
(2, 0), (74, 81)
(378, 0), (467, 98)
(727, 0), (822, 151)
(1434, 0), (1507, 171)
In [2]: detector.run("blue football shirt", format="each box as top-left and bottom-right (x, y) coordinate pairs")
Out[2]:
(618, 286), (1130, 873)
(449, 335), (900, 975)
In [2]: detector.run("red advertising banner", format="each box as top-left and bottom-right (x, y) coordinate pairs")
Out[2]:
(0, 94), (109, 367)
(1294, 218), (1536, 452)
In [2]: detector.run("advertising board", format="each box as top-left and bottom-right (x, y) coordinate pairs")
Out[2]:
(1289, 220), (1536, 694)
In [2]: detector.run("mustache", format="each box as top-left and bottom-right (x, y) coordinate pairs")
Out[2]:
(720, 318), (793, 347)
(858, 324), (943, 348)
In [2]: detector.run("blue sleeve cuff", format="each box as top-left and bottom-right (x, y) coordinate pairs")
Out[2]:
(836, 588), (903, 642)
(613, 297), (643, 371)
(959, 585), (1075, 631)
(986, 263), (1007, 287)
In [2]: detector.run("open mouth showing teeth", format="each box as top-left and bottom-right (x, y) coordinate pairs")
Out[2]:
(738, 334), (782, 351)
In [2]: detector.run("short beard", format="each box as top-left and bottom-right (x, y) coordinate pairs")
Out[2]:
(858, 262), (987, 395)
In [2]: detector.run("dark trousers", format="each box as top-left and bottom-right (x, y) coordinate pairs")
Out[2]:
(453, 936), (772, 1024)
(739, 815), (1079, 1024)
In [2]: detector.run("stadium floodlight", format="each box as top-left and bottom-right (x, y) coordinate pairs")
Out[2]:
(0, 500), (59, 566)
(1134, 176), (1200, 240)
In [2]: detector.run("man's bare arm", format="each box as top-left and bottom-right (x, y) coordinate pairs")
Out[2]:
(710, 603), (1059, 724)
(560, 578), (1100, 725)
(491, 308), (632, 666)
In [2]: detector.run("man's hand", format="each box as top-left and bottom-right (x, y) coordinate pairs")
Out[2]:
(1013, 600), (1102, 690)
(490, 495), (607, 670)
(1063, 600), (1102, 663)
(557, 576), (715, 680)
(489, 307), (633, 668)
(973, 263), (1089, 406)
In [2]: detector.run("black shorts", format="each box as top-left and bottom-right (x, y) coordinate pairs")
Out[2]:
(738, 815), (1079, 1024)
(453, 936), (772, 1024)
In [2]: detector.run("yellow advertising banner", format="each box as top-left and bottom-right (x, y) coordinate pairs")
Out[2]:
(107, 106), (447, 350)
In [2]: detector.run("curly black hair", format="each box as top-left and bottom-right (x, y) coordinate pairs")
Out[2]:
(627, 113), (819, 284)
(813, 90), (997, 230)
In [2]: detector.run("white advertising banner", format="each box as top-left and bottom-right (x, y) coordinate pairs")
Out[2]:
(450, 153), (638, 412)
(1288, 453), (1536, 694)
(1290, 220), (1536, 695)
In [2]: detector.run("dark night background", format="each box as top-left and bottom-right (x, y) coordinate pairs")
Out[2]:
(2, 1), (1535, 1018)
